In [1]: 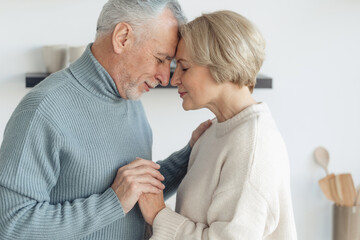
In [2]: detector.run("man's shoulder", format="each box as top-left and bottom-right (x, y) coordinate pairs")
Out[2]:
(16, 69), (76, 113)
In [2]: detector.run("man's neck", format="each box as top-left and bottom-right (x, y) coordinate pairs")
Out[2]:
(91, 37), (129, 100)
(91, 36), (113, 70)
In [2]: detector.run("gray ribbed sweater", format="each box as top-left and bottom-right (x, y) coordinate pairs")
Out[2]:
(0, 44), (190, 239)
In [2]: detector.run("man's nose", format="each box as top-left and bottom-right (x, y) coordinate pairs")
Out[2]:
(155, 65), (171, 87)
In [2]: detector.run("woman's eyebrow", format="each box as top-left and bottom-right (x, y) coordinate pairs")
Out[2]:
(176, 59), (188, 64)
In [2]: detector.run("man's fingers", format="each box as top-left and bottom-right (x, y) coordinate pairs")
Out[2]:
(138, 183), (163, 195)
(132, 158), (160, 169)
(117, 166), (164, 186)
(124, 158), (160, 170)
(197, 119), (212, 132)
(136, 175), (165, 190)
(132, 166), (164, 181)
(193, 120), (212, 137)
(189, 119), (212, 147)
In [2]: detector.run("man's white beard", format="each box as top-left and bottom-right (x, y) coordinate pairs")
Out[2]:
(120, 72), (144, 101)
(125, 84), (143, 101)
(124, 77), (151, 101)
(125, 79), (159, 101)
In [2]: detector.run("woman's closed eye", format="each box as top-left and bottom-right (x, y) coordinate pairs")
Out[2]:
(180, 64), (189, 72)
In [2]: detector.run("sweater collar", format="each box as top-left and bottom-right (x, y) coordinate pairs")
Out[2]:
(69, 43), (122, 102)
(214, 102), (271, 137)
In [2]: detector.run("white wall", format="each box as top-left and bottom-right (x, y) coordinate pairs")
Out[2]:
(1, 0), (360, 239)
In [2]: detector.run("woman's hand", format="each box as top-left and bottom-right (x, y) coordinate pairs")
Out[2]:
(138, 192), (166, 225)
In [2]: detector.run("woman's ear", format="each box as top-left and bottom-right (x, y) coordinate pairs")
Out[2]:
(112, 22), (134, 54)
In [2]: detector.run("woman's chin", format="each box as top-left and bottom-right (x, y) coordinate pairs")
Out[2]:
(182, 102), (191, 111)
(182, 102), (199, 111)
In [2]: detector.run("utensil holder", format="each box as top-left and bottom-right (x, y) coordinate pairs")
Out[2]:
(333, 204), (360, 240)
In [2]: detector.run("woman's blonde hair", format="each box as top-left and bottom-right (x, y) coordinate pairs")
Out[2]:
(179, 10), (265, 92)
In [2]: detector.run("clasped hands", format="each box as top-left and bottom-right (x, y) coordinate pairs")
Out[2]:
(110, 156), (165, 225)
(111, 120), (212, 224)
(111, 157), (165, 215)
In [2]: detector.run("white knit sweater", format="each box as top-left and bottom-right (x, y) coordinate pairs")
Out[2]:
(151, 103), (297, 240)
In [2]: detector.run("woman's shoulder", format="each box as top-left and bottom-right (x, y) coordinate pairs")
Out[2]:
(218, 103), (290, 186)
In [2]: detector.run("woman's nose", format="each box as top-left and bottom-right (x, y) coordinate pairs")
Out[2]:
(170, 67), (181, 86)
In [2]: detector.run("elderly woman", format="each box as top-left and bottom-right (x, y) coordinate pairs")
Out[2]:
(138, 10), (297, 239)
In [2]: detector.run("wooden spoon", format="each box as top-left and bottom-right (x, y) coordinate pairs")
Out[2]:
(355, 184), (360, 206)
(314, 146), (330, 175)
(335, 173), (357, 207)
(329, 174), (341, 205)
(318, 173), (335, 201)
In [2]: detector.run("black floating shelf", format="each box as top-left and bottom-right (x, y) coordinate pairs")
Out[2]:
(26, 72), (272, 89)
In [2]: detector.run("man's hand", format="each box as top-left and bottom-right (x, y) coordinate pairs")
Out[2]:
(189, 119), (212, 148)
(138, 192), (166, 225)
(111, 158), (165, 214)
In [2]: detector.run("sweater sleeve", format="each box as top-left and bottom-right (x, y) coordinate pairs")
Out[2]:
(156, 144), (191, 201)
(151, 181), (274, 240)
(0, 110), (124, 240)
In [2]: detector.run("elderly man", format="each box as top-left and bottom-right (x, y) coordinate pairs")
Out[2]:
(0, 0), (210, 239)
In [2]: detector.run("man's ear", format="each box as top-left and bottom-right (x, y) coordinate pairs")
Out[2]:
(112, 22), (134, 54)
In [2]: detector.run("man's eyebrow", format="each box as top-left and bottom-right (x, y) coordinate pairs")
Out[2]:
(157, 53), (174, 60)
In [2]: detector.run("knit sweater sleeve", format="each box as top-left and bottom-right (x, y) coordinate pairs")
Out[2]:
(150, 180), (274, 240)
(156, 144), (191, 200)
(0, 110), (124, 240)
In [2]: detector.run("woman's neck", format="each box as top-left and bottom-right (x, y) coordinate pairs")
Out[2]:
(207, 83), (257, 123)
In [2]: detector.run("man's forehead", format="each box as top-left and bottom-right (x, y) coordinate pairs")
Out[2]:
(149, 20), (179, 59)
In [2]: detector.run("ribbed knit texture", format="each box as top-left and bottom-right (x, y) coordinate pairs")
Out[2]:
(151, 103), (297, 240)
(0, 44), (191, 240)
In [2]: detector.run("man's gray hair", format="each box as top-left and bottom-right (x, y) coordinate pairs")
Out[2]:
(96, 0), (187, 40)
